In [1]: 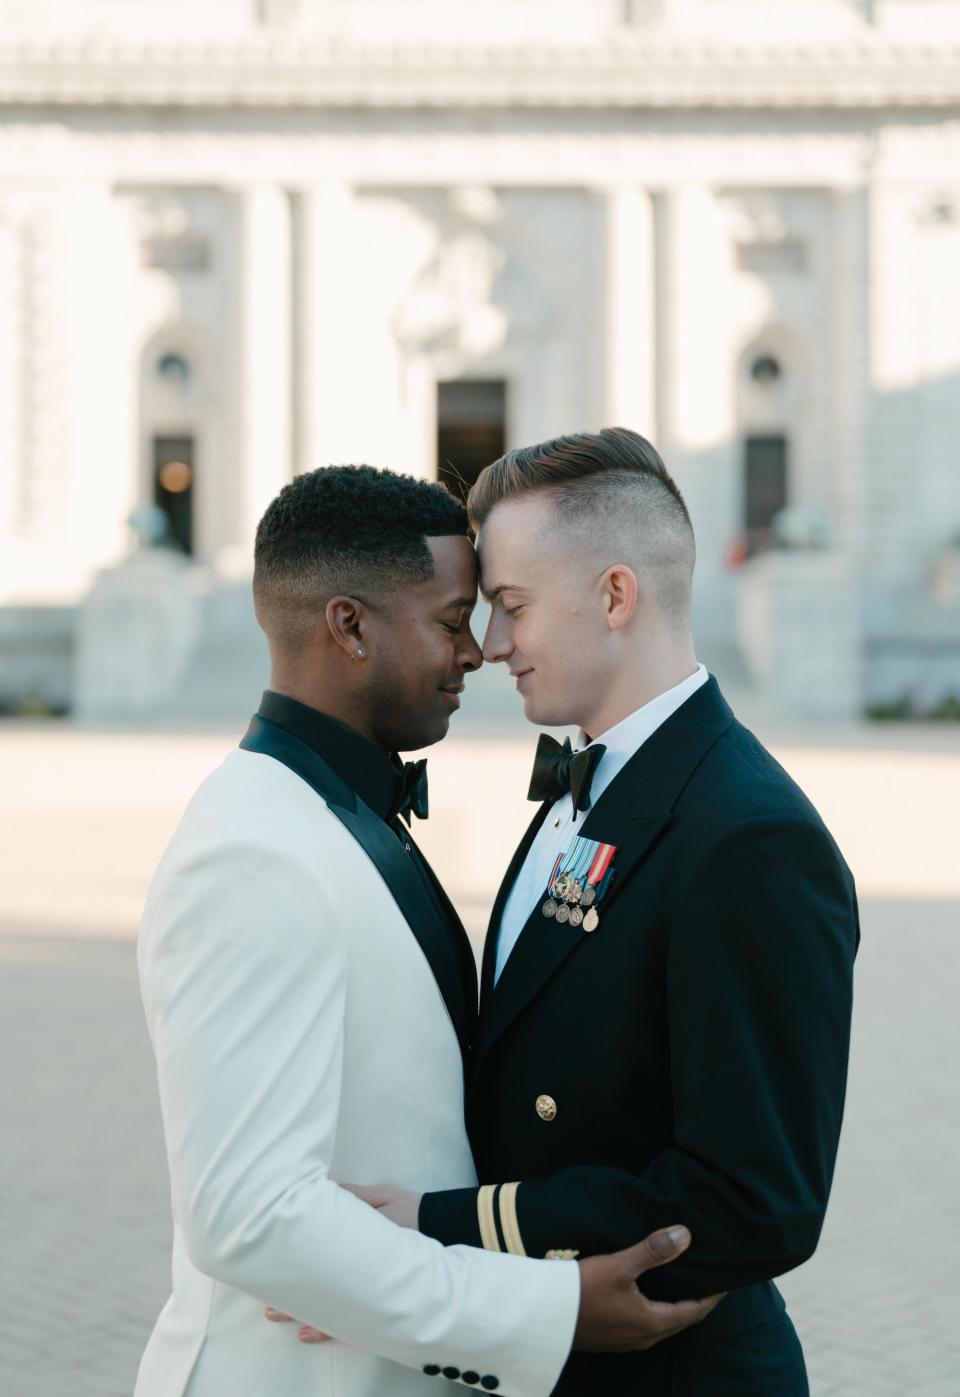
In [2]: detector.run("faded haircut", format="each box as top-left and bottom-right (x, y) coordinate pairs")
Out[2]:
(253, 464), (467, 649)
(468, 427), (696, 622)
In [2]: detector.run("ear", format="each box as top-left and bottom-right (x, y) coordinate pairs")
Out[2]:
(602, 564), (639, 632)
(325, 595), (368, 661)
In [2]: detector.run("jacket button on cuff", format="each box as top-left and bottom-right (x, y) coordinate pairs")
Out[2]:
(462, 1373), (480, 1385)
(442, 1367), (461, 1380)
(481, 1378), (500, 1391)
(423, 1364), (441, 1376)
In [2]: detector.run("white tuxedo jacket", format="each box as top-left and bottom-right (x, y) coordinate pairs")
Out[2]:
(135, 739), (579, 1397)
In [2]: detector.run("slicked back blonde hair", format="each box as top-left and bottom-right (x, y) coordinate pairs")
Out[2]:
(467, 427), (691, 531)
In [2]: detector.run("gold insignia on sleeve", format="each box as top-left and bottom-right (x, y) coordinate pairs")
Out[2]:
(545, 1248), (581, 1260)
(477, 1184), (501, 1253)
(498, 1181), (526, 1257)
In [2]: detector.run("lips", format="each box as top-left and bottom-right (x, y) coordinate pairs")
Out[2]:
(439, 682), (464, 709)
(511, 670), (533, 688)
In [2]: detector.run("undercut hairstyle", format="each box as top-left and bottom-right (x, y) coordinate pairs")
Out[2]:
(468, 427), (696, 623)
(253, 465), (468, 648)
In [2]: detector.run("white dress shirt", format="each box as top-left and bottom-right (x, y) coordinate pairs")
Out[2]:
(494, 664), (709, 984)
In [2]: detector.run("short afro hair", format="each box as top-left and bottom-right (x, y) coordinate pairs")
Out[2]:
(253, 465), (468, 648)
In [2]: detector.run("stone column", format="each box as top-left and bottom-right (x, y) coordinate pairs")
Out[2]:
(290, 182), (356, 477)
(239, 183), (293, 545)
(66, 181), (138, 578)
(829, 185), (870, 562)
(656, 183), (741, 648)
(604, 185), (657, 439)
(0, 204), (20, 564)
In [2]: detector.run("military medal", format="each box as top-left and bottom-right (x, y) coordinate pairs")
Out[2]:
(540, 838), (617, 933)
(554, 873), (574, 902)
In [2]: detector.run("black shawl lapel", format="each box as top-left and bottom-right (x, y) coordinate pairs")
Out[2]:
(474, 677), (735, 1074)
(403, 824), (479, 1014)
(240, 714), (475, 1065)
(479, 799), (553, 1002)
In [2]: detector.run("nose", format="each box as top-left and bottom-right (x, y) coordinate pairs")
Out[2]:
(457, 624), (483, 674)
(482, 609), (513, 666)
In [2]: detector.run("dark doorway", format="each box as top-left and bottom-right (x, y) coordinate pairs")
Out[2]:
(153, 434), (195, 554)
(436, 380), (506, 502)
(744, 433), (788, 556)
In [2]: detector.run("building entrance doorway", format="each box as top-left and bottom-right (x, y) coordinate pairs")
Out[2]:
(436, 380), (506, 502)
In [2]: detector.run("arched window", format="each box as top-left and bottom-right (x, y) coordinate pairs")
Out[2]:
(156, 352), (191, 386)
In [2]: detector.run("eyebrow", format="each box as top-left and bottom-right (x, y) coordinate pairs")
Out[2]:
(481, 583), (526, 602)
(441, 596), (477, 611)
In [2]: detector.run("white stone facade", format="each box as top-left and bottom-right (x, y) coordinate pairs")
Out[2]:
(1, 0), (960, 718)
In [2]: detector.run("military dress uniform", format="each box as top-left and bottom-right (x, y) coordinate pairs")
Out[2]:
(420, 673), (860, 1397)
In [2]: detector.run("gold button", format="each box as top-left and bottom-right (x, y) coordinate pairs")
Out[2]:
(535, 1094), (557, 1122)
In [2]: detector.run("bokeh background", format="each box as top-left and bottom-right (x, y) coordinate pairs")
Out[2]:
(1, 2), (959, 1394)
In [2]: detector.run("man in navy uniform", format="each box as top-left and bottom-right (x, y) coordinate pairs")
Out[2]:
(351, 431), (859, 1395)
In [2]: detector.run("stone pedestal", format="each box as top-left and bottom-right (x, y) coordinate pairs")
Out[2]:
(73, 548), (201, 721)
(737, 551), (863, 721)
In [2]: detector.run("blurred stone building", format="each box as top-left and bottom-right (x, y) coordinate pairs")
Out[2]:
(1, 0), (959, 720)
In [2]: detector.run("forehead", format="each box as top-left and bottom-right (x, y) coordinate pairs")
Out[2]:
(423, 533), (479, 600)
(477, 496), (556, 592)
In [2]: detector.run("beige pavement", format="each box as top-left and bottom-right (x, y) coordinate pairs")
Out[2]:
(2, 718), (959, 1395)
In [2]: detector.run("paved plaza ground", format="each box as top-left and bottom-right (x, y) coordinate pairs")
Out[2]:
(1, 716), (959, 1396)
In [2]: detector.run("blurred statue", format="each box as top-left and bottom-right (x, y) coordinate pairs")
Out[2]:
(73, 508), (201, 722)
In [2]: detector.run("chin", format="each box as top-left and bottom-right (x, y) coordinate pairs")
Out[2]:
(521, 693), (578, 730)
(401, 713), (451, 752)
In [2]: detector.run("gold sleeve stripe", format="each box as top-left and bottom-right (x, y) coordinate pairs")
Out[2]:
(498, 1181), (526, 1257)
(477, 1185), (501, 1253)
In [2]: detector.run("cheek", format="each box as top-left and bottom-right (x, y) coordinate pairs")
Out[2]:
(377, 619), (422, 682)
(520, 600), (576, 664)
(401, 625), (449, 684)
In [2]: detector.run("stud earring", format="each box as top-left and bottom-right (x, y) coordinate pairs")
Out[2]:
(357, 647), (365, 658)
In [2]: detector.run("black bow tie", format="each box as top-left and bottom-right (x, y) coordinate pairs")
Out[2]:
(394, 758), (429, 824)
(527, 734), (606, 814)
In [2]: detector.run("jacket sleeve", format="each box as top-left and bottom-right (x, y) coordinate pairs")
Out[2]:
(419, 818), (858, 1300)
(138, 833), (580, 1397)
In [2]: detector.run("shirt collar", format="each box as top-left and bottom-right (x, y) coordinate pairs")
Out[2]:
(257, 690), (404, 823)
(574, 663), (709, 815)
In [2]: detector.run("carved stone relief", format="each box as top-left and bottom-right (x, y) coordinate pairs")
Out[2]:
(392, 186), (551, 361)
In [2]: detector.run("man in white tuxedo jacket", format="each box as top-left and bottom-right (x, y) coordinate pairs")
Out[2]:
(135, 465), (719, 1397)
